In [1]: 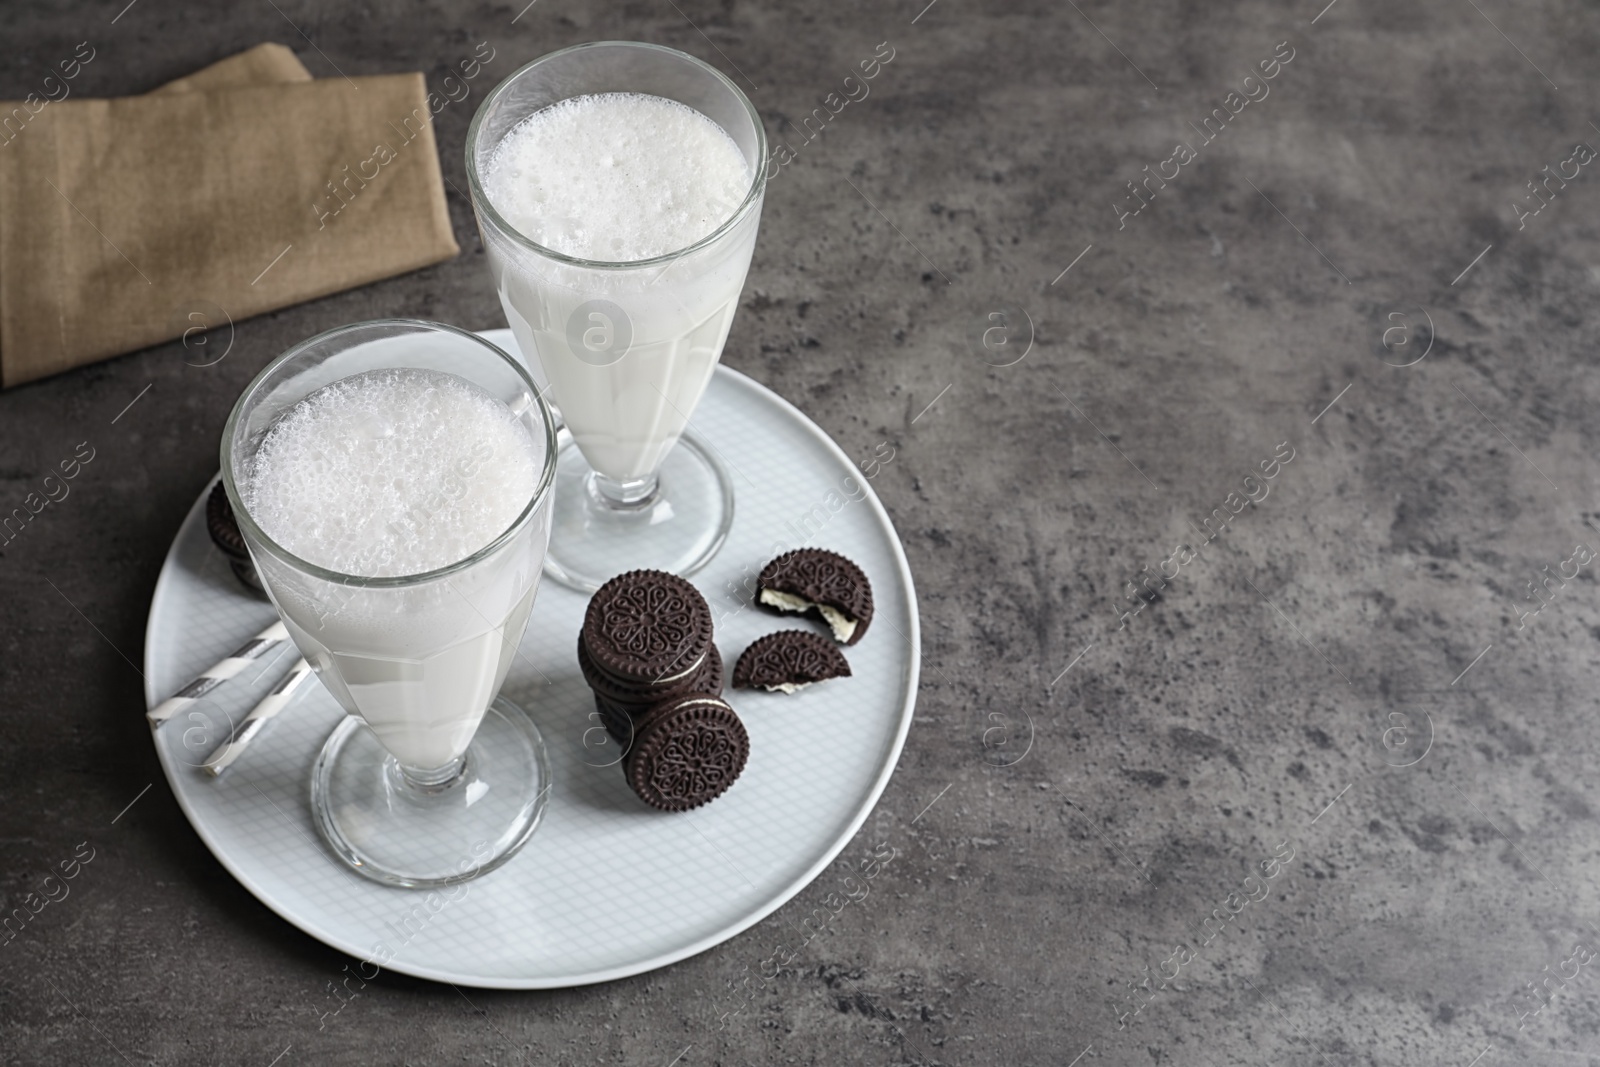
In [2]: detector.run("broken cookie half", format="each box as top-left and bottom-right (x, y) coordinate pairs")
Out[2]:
(755, 548), (874, 644)
(734, 631), (852, 693)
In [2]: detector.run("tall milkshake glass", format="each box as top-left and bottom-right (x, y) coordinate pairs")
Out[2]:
(467, 42), (766, 591)
(222, 321), (558, 888)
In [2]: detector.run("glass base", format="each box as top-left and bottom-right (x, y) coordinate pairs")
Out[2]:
(543, 426), (735, 593)
(311, 697), (551, 889)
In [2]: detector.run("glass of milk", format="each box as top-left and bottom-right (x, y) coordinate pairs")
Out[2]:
(222, 320), (558, 889)
(467, 41), (766, 592)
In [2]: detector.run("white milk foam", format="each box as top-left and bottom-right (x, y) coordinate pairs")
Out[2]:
(244, 369), (540, 577)
(483, 92), (750, 262)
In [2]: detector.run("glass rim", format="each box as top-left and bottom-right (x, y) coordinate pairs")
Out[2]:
(219, 318), (559, 589)
(463, 40), (768, 271)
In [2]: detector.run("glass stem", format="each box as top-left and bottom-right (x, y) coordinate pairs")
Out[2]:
(399, 755), (467, 794)
(590, 470), (661, 510)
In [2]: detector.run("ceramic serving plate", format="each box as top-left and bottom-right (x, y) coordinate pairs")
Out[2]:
(143, 331), (919, 987)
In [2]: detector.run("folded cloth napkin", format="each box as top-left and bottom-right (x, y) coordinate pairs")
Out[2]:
(0, 44), (460, 388)
(146, 42), (312, 95)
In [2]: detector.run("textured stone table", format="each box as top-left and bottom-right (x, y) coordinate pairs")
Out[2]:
(4, 1), (1598, 1064)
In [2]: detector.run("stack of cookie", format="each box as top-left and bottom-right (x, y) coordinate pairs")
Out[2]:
(206, 481), (264, 595)
(578, 570), (748, 811)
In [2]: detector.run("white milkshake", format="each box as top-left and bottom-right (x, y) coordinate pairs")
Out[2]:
(479, 92), (757, 483)
(242, 368), (545, 768)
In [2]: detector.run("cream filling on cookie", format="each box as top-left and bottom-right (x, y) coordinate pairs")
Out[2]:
(758, 588), (857, 643)
(652, 649), (707, 686)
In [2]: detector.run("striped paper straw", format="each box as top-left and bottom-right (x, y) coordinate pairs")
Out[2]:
(147, 620), (290, 728)
(203, 657), (314, 777)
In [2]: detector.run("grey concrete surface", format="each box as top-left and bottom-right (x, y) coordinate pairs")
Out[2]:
(4, 0), (1600, 1063)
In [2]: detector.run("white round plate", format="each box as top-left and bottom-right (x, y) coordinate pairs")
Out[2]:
(143, 331), (920, 989)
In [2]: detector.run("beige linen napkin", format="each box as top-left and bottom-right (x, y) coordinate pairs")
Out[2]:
(148, 43), (312, 95)
(0, 47), (460, 387)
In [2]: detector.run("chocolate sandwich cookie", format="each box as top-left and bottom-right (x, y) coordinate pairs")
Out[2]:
(756, 549), (874, 644)
(582, 569), (715, 686)
(578, 638), (721, 709)
(593, 694), (635, 749)
(592, 644), (725, 745)
(206, 481), (264, 595)
(697, 641), (725, 695)
(623, 693), (749, 811)
(733, 630), (851, 693)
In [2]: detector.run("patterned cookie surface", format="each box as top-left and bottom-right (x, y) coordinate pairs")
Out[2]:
(733, 630), (851, 692)
(582, 569), (714, 683)
(624, 695), (749, 812)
